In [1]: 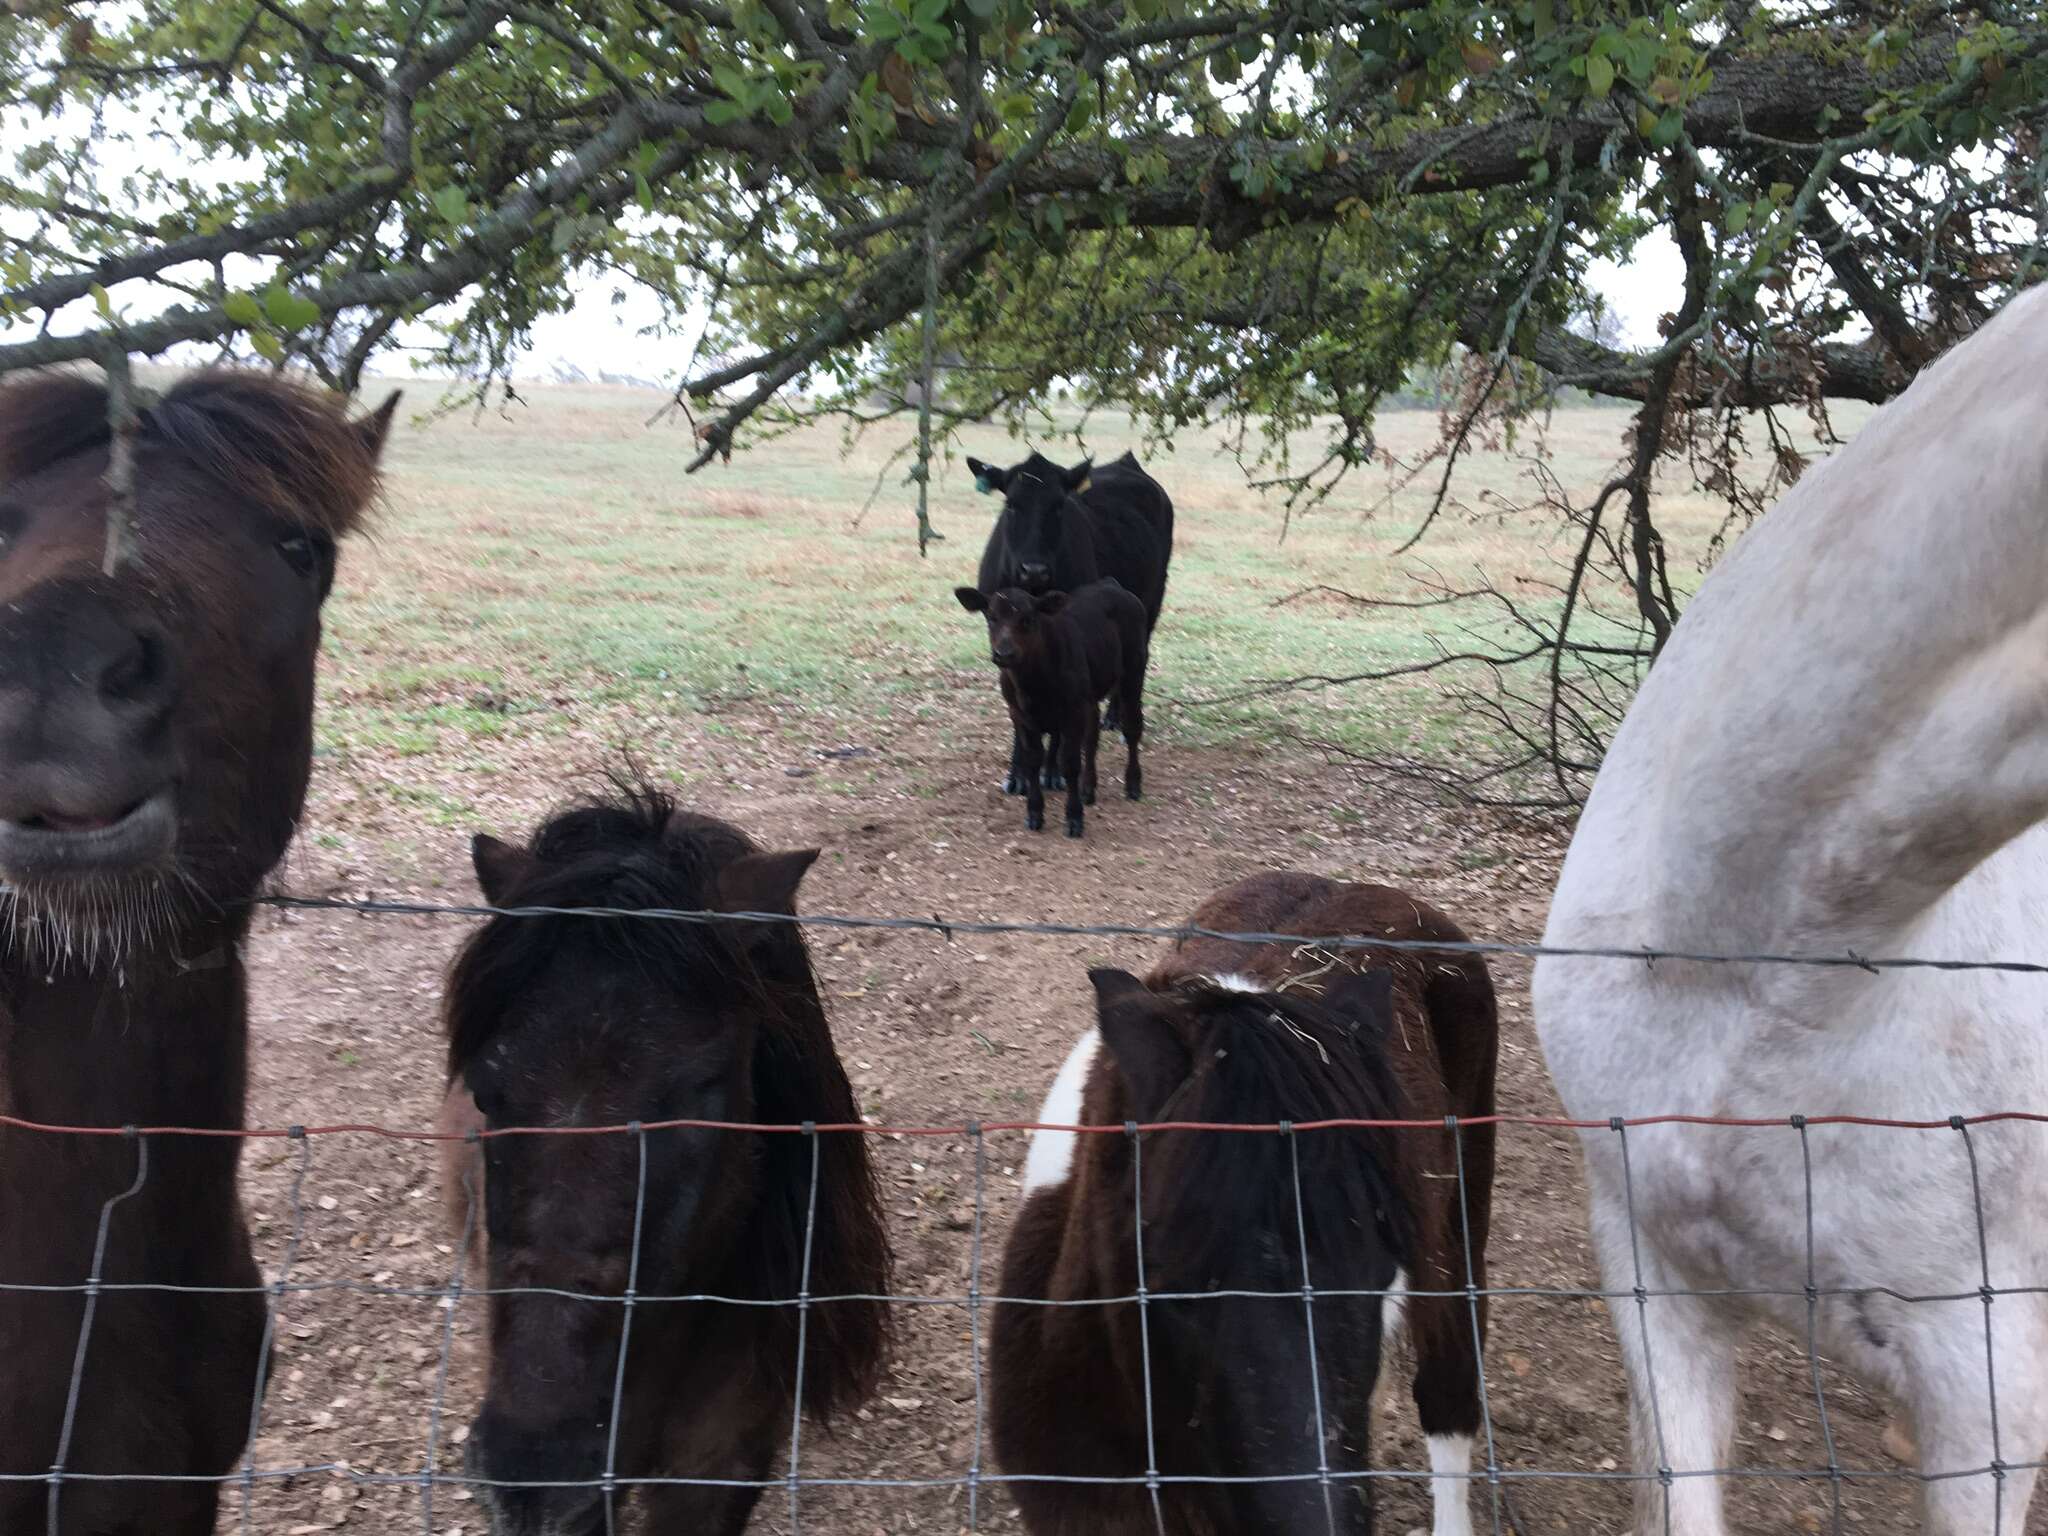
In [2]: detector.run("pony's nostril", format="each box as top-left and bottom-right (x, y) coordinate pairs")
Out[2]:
(100, 629), (167, 705)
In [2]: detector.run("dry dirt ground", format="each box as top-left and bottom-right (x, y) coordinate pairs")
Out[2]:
(229, 694), (2005, 1536)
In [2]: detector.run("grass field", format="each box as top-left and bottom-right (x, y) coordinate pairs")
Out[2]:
(324, 383), (1872, 805)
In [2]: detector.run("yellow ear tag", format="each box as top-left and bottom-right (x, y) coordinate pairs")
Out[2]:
(1075, 475), (1091, 494)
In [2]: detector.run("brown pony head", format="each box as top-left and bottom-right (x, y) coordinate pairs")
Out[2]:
(0, 369), (393, 961)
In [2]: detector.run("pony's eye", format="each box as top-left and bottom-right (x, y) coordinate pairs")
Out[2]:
(276, 532), (323, 579)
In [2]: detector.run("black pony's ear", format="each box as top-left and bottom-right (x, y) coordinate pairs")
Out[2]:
(1063, 458), (1093, 494)
(718, 848), (820, 914)
(955, 585), (990, 613)
(1320, 968), (1396, 1036)
(1089, 968), (1190, 1120)
(716, 848), (820, 953)
(355, 390), (401, 462)
(471, 833), (538, 907)
(967, 456), (1008, 494)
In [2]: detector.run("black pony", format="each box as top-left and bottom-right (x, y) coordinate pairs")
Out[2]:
(440, 781), (890, 1536)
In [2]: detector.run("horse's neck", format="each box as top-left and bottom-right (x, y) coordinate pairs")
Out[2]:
(1569, 290), (2048, 958)
(0, 923), (249, 1130)
(0, 925), (252, 1286)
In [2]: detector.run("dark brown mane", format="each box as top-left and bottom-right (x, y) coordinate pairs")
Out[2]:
(0, 368), (384, 536)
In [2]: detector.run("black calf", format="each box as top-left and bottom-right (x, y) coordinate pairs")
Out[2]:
(955, 579), (1149, 838)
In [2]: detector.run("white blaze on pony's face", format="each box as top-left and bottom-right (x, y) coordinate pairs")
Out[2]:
(1535, 284), (2048, 1536)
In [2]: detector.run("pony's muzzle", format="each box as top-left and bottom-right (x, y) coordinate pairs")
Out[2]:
(0, 580), (180, 881)
(466, 1413), (610, 1536)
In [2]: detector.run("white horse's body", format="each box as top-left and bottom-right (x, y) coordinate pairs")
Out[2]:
(1535, 286), (2048, 1534)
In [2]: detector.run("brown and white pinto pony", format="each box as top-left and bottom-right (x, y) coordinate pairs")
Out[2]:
(438, 784), (890, 1536)
(0, 369), (393, 1534)
(991, 872), (1498, 1536)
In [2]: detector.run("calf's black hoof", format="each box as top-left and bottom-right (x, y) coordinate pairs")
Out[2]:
(1065, 817), (1084, 839)
(1043, 771), (1067, 791)
(1026, 810), (1045, 832)
(1125, 784), (1143, 800)
(1002, 775), (1026, 795)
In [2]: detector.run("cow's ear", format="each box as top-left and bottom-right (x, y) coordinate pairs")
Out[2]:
(955, 586), (990, 613)
(1063, 459), (1093, 494)
(1034, 591), (1069, 617)
(968, 457), (1008, 494)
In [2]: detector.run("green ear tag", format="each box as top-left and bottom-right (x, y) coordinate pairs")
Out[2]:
(975, 473), (994, 493)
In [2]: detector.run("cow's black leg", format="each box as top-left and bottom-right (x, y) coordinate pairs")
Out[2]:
(1003, 728), (1028, 794)
(1042, 727), (1066, 792)
(1020, 731), (1047, 832)
(1063, 719), (1087, 838)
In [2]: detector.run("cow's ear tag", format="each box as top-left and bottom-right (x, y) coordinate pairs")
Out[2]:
(1075, 475), (1091, 494)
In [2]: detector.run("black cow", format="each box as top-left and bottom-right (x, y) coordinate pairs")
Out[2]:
(964, 450), (1173, 789)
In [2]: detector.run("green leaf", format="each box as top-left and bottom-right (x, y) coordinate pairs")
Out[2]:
(1585, 54), (1614, 97)
(249, 329), (286, 363)
(262, 284), (321, 333)
(223, 290), (264, 328)
(1723, 201), (1752, 235)
(1649, 107), (1683, 148)
(704, 98), (745, 124)
(965, 0), (997, 18)
(89, 282), (112, 320)
(433, 184), (470, 225)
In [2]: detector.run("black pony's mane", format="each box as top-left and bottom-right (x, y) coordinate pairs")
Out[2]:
(445, 782), (753, 1077)
(1146, 981), (1416, 1285)
(443, 779), (890, 1421)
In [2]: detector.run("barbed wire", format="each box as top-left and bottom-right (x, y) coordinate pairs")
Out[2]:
(249, 890), (2048, 977)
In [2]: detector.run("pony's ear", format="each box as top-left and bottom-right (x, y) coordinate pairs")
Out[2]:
(355, 390), (401, 463)
(1089, 968), (1190, 1120)
(718, 848), (820, 916)
(967, 456), (1008, 494)
(1063, 458), (1093, 494)
(716, 848), (820, 955)
(1034, 591), (1069, 616)
(955, 585), (990, 613)
(1320, 968), (1396, 1035)
(470, 833), (537, 906)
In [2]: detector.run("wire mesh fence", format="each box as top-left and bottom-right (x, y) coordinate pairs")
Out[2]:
(5, 895), (2048, 1535)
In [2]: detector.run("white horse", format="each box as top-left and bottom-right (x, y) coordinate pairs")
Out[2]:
(1535, 285), (2048, 1535)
